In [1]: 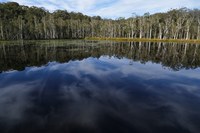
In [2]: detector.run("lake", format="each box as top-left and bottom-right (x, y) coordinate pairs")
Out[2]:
(0, 40), (200, 133)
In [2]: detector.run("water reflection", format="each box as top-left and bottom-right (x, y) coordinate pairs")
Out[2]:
(0, 41), (200, 133)
(0, 40), (200, 72)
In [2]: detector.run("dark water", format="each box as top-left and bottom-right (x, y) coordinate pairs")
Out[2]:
(0, 40), (200, 133)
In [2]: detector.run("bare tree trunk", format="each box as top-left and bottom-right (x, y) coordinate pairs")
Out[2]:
(197, 19), (200, 40)
(186, 26), (190, 40)
(91, 20), (94, 37)
(20, 18), (23, 39)
(131, 19), (134, 38)
(0, 21), (3, 40)
(149, 27), (152, 39)
(42, 17), (47, 39)
(139, 26), (143, 39)
(18, 16), (23, 40)
(139, 18), (143, 39)
(159, 23), (162, 39)
(186, 18), (193, 40)
(34, 16), (38, 39)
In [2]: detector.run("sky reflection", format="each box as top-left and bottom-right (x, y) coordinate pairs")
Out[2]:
(0, 56), (200, 133)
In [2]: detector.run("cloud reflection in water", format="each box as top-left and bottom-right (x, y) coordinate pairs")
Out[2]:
(0, 56), (200, 133)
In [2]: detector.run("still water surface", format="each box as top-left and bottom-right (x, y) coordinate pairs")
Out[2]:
(0, 40), (200, 133)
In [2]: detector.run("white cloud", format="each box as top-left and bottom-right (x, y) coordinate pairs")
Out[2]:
(2, 0), (200, 18)
(93, 0), (200, 18)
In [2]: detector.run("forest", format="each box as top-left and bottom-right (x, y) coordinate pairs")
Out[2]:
(0, 2), (200, 40)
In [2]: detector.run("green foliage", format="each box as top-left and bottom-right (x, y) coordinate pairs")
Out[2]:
(0, 2), (200, 40)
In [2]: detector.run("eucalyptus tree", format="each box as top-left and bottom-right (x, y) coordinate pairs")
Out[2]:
(0, 2), (200, 40)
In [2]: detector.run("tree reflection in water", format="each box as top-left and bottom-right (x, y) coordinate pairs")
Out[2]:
(0, 40), (200, 72)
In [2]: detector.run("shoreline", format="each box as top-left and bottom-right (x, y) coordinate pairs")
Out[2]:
(85, 37), (200, 44)
(1, 38), (200, 44)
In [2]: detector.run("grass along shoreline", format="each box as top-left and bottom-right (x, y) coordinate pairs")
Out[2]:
(85, 37), (200, 44)
(0, 38), (200, 44)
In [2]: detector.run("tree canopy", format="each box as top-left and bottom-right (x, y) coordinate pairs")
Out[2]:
(0, 2), (200, 40)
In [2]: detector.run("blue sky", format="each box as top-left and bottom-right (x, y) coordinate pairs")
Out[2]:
(1, 0), (200, 19)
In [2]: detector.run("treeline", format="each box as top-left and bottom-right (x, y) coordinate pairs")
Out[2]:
(0, 2), (200, 40)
